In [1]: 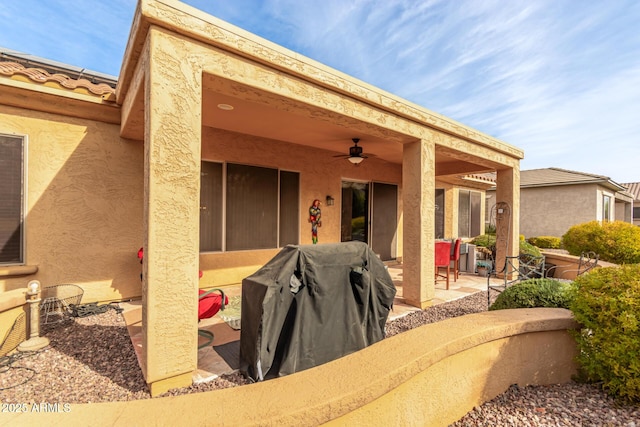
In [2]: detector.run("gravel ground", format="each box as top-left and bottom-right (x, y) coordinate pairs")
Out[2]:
(1, 292), (638, 425)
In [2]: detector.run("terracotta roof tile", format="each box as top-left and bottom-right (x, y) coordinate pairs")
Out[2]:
(0, 61), (115, 96)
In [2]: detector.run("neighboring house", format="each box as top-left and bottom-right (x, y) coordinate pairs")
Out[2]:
(487, 167), (633, 239)
(621, 182), (640, 226)
(0, 0), (523, 393)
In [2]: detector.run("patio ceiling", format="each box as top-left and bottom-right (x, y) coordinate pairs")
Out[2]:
(201, 75), (498, 184)
(120, 71), (500, 185)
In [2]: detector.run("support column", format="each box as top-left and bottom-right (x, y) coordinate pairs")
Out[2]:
(495, 167), (520, 274)
(142, 30), (203, 396)
(402, 139), (436, 308)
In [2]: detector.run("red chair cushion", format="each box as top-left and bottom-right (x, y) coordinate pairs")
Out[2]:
(198, 290), (229, 320)
(435, 241), (452, 267)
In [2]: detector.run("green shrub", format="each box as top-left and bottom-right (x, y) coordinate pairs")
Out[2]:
(562, 221), (640, 264)
(471, 234), (542, 264)
(519, 240), (542, 262)
(471, 234), (496, 249)
(489, 278), (573, 311)
(569, 265), (640, 402)
(527, 236), (562, 249)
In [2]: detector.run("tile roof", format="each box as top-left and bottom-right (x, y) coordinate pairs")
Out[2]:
(622, 182), (640, 200)
(0, 61), (115, 96)
(519, 167), (612, 187)
(485, 167), (628, 193)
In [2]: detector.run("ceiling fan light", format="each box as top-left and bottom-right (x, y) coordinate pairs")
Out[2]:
(348, 156), (364, 164)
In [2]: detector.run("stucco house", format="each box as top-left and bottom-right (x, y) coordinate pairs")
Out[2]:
(621, 182), (640, 226)
(487, 167), (633, 239)
(0, 0), (523, 394)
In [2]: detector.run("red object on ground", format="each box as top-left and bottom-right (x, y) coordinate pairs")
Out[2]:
(198, 290), (228, 320)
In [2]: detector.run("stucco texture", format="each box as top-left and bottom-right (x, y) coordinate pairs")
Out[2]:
(0, 105), (144, 302)
(519, 184), (596, 238)
(7, 308), (578, 427)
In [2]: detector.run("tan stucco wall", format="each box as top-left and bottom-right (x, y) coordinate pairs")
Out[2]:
(8, 308), (578, 426)
(0, 105), (144, 302)
(490, 183), (596, 238)
(198, 127), (403, 288)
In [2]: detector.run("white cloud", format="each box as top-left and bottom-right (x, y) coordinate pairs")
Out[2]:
(3, 0), (638, 181)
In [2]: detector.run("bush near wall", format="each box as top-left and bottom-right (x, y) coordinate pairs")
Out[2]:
(489, 278), (573, 311)
(527, 236), (562, 249)
(471, 235), (542, 260)
(562, 220), (640, 264)
(570, 265), (640, 403)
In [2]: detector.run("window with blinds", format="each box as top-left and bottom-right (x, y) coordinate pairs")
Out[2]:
(0, 134), (24, 264)
(199, 161), (299, 252)
(458, 190), (481, 238)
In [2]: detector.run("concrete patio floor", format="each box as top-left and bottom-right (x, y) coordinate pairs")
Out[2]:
(119, 263), (499, 385)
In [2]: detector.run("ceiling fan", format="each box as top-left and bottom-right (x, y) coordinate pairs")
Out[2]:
(333, 138), (369, 165)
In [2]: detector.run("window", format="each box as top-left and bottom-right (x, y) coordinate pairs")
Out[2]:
(458, 190), (481, 238)
(0, 134), (24, 264)
(199, 161), (299, 252)
(435, 189), (445, 239)
(603, 195), (611, 222)
(634, 206), (640, 220)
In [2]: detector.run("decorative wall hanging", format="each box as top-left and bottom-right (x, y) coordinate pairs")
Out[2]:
(308, 199), (322, 244)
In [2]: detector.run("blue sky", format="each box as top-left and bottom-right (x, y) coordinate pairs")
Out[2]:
(1, 0), (639, 183)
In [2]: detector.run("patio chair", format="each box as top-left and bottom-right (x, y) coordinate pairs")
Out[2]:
(487, 254), (545, 305)
(485, 201), (538, 306)
(435, 240), (452, 290)
(450, 238), (461, 282)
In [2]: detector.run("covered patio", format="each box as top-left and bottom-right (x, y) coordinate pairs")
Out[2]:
(119, 264), (504, 384)
(118, 0), (523, 394)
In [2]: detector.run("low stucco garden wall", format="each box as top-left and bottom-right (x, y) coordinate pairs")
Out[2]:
(542, 251), (615, 281)
(8, 308), (578, 426)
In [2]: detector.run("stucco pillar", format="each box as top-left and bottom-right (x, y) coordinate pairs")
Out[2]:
(402, 139), (436, 308)
(495, 167), (520, 274)
(142, 30), (202, 395)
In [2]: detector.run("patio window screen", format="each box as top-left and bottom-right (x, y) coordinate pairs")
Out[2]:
(200, 162), (299, 252)
(458, 190), (481, 238)
(435, 189), (445, 239)
(279, 171), (299, 247)
(200, 161), (223, 252)
(226, 164), (279, 251)
(0, 134), (24, 264)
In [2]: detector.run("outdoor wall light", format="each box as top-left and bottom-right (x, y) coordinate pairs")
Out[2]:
(326, 195), (335, 206)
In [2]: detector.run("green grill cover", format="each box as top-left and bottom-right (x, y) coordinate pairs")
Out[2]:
(239, 241), (396, 381)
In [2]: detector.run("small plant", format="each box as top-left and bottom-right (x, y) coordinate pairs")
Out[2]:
(569, 265), (640, 403)
(489, 278), (573, 311)
(476, 260), (492, 269)
(527, 236), (562, 249)
(476, 260), (492, 276)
